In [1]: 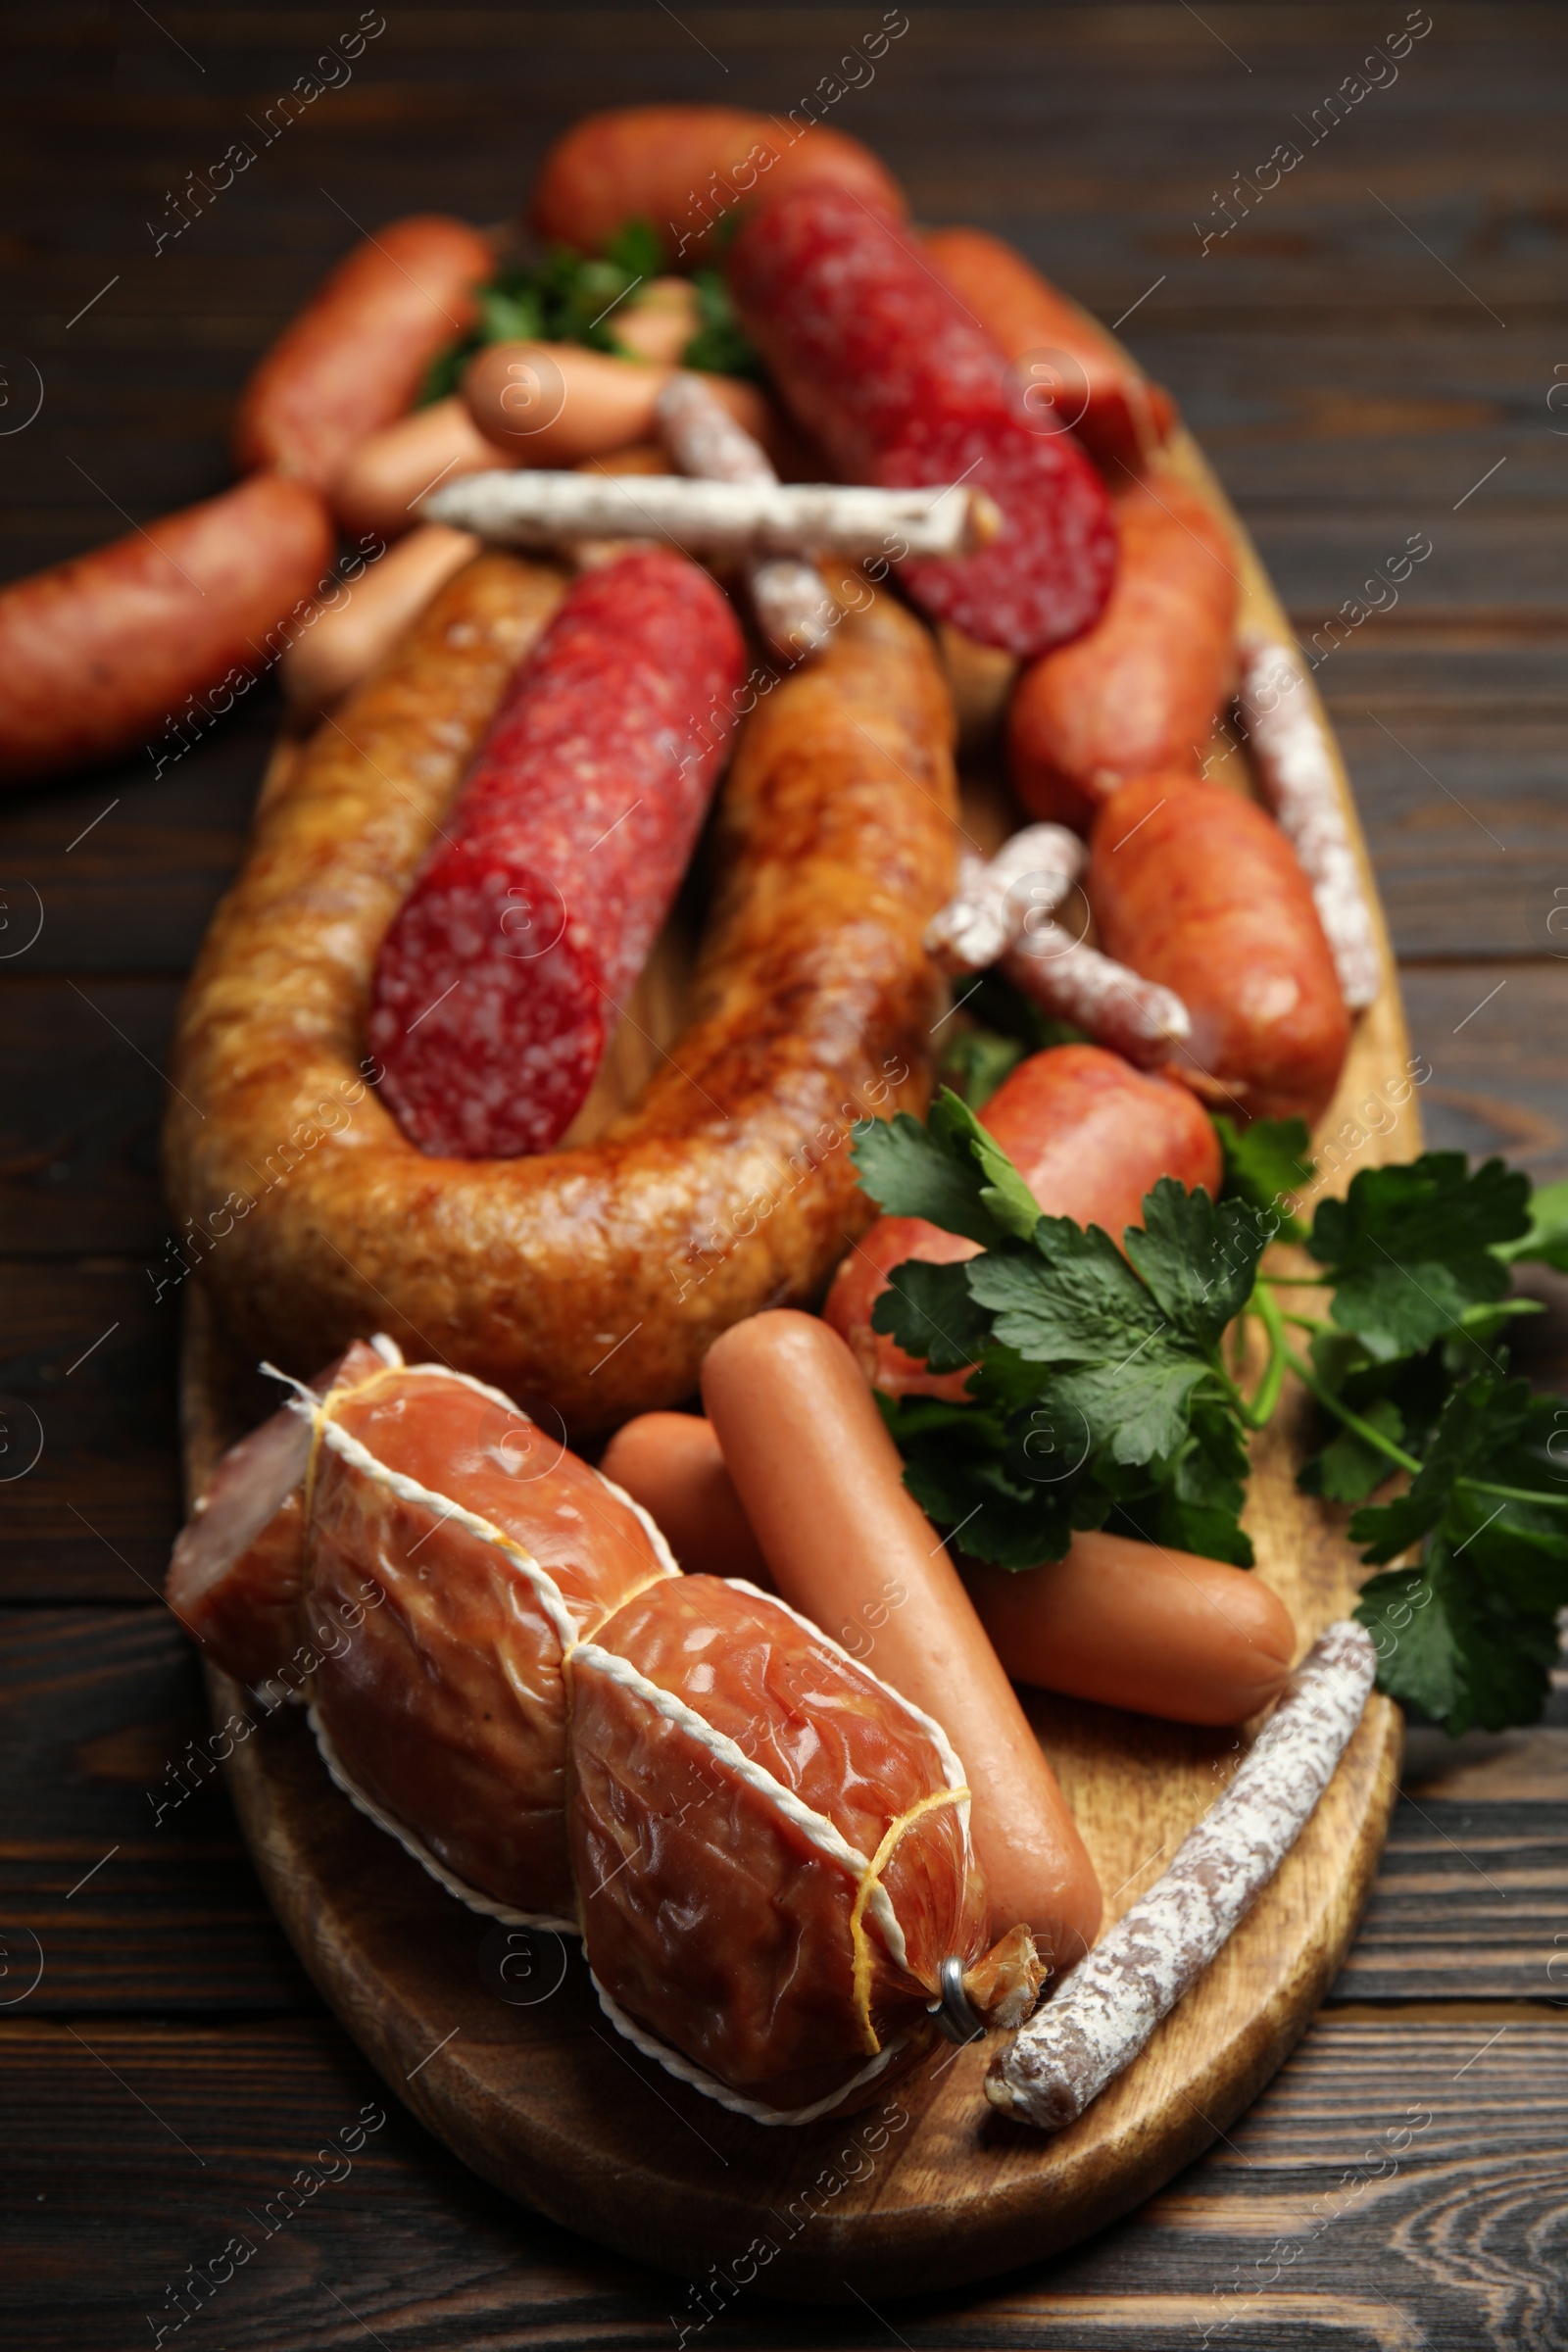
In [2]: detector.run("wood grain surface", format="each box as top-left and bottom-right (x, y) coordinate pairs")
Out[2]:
(3, 5), (1565, 2344)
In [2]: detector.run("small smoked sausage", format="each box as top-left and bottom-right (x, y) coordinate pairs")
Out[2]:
(330, 396), (509, 542)
(1008, 472), (1239, 834)
(923, 226), (1176, 475)
(964, 1531), (1297, 1727)
(278, 525), (478, 715)
(1091, 772), (1350, 1125)
(598, 1412), (771, 1586)
(826, 1044), (1223, 1398)
(234, 215), (493, 489)
(463, 340), (775, 470)
(0, 472), (334, 787)
(529, 104), (906, 264)
(702, 1311), (1103, 1963)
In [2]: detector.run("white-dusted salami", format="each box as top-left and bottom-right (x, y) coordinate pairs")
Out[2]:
(422, 468), (1001, 561)
(924, 825), (1084, 975)
(656, 370), (835, 661)
(987, 1619), (1377, 2132)
(1005, 924), (1192, 1067)
(1236, 634), (1381, 1011)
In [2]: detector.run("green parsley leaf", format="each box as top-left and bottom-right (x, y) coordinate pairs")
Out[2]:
(1497, 1177), (1568, 1274)
(937, 1023), (1026, 1110)
(681, 267), (763, 377)
(1298, 1396), (1405, 1503)
(850, 1107), (1014, 1250)
(871, 1259), (988, 1375)
(930, 1090), (1042, 1243)
(1213, 1113), (1313, 1239)
(1306, 1152), (1532, 1359)
(1124, 1178), (1268, 1352)
(1357, 1545), (1563, 1737)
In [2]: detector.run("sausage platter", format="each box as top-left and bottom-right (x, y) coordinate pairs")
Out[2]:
(175, 388), (1408, 2294)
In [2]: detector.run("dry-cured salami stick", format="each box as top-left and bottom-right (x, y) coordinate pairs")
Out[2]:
(1236, 633), (1381, 1011)
(655, 370), (835, 661)
(1005, 923), (1192, 1068)
(727, 185), (1116, 657)
(987, 1619), (1377, 2131)
(924, 829), (1191, 1067)
(368, 548), (745, 1156)
(422, 468), (999, 558)
(924, 825), (1084, 973)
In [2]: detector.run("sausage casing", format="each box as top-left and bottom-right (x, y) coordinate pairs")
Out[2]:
(0, 473), (333, 786)
(1090, 772), (1350, 1124)
(233, 215), (493, 488)
(164, 559), (956, 1430)
(1008, 473), (1239, 832)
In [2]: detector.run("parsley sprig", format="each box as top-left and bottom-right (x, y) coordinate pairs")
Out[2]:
(419, 220), (760, 405)
(852, 1097), (1568, 1736)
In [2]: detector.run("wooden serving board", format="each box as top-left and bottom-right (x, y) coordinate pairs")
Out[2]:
(181, 425), (1411, 2304)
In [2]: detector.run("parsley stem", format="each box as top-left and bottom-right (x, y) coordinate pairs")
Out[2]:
(1455, 1476), (1568, 1513)
(1243, 1279), (1291, 1428)
(1280, 1344), (1424, 1475)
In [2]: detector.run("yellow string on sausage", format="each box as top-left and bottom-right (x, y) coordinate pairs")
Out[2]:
(849, 1784), (970, 2056)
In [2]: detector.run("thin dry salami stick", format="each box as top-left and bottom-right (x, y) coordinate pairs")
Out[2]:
(1236, 634), (1381, 1012)
(987, 1619), (1377, 2132)
(655, 371), (836, 662)
(925, 825), (1084, 974)
(422, 470), (1000, 560)
(1004, 924), (1192, 1067)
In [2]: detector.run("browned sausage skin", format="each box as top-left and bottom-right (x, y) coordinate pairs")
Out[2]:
(0, 473), (334, 787)
(233, 215), (493, 489)
(1090, 770), (1350, 1124)
(1008, 472), (1239, 833)
(529, 105), (906, 264)
(163, 561), (956, 1431)
(825, 1044), (1224, 1398)
(922, 226), (1176, 474)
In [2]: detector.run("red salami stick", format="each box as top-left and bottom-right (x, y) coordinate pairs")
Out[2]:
(368, 550), (745, 1157)
(727, 187), (1116, 659)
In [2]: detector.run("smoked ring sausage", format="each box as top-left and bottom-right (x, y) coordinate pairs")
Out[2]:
(163, 553), (957, 1433)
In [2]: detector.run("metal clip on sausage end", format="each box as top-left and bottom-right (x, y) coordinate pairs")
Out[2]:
(929, 1953), (986, 2046)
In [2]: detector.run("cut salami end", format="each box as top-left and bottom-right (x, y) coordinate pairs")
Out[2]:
(367, 548), (746, 1161)
(728, 186), (1117, 660)
(368, 841), (607, 1159)
(882, 410), (1116, 658)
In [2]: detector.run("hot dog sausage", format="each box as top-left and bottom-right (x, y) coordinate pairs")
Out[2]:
(825, 1043), (1224, 1398)
(701, 1311), (1102, 1962)
(964, 1531), (1297, 1726)
(727, 186), (1117, 659)
(597, 1412), (772, 1585)
(163, 560), (956, 1431)
(1008, 472), (1239, 833)
(0, 472), (334, 786)
(233, 215), (493, 489)
(462, 340), (778, 471)
(529, 104), (906, 264)
(329, 396), (509, 542)
(923, 227), (1176, 475)
(1090, 772), (1350, 1124)
(368, 549), (746, 1158)
(278, 524), (479, 715)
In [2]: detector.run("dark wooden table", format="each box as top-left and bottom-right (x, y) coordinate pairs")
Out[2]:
(4, 6), (1566, 2344)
